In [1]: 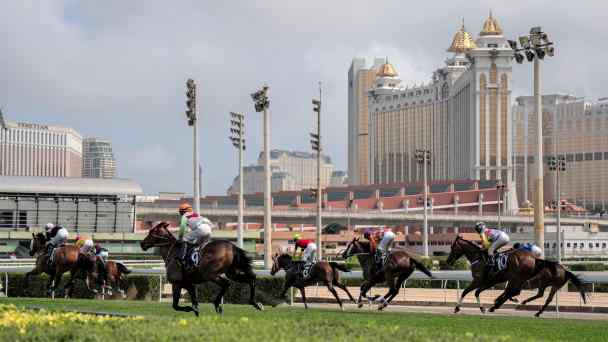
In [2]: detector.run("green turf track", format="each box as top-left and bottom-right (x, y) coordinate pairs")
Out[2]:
(0, 298), (606, 342)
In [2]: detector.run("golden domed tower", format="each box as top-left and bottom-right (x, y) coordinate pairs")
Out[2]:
(374, 58), (401, 89)
(377, 59), (398, 78)
(447, 21), (477, 53)
(479, 11), (503, 36)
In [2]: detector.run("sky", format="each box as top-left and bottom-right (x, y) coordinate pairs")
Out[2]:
(1, 1), (607, 195)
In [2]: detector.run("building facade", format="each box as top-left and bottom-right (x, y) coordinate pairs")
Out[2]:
(0, 114), (83, 177)
(362, 14), (516, 211)
(82, 137), (116, 178)
(513, 95), (608, 211)
(348, 58), (385, 185)
(227, 149), (334, 195)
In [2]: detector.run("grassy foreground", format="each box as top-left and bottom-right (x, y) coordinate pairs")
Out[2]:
(0, 298), (606, 342)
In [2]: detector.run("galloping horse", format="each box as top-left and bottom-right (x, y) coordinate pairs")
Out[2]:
(446, 235), (557, 313)
(25, 233), (95, 297)
(342, 237), (433, 310)
(518, 263), (587, 317)
(95, 260), (132, 298)
(270, 253), (356, 309)
(140, 222), (263, 315)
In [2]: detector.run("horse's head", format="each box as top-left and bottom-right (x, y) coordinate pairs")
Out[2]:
(140, 221), (175, 251)
(447, 234), (480, 265)
(30, 232), (47, 256)
(342, 237), (367, 259)
(270, 253), (292, 275)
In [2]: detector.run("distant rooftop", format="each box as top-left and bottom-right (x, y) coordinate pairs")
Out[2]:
(0, 176), (143, 196)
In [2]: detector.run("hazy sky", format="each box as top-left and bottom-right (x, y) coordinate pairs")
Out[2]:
(1, 1), (606, 195)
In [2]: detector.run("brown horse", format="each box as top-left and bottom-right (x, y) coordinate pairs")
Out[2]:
(342, 237), (433, 310)
(25, 233), (95, 297)
(270, 253), (356, 309)
(140, 222), (263, 315)
(518, 263), (587, 317)
(94, 259), (131, 298)
(446, 235), (557, 313)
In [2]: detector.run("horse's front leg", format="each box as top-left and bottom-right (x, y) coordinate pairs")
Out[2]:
(171, 283), (193, 314)
(184, 283), (199, 317)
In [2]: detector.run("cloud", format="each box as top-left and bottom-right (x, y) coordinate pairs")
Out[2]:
(1, 1), (606, 195)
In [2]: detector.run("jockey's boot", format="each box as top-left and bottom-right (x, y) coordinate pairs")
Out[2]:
(46, 244), (55, 267)
(176, 241), (187, 267)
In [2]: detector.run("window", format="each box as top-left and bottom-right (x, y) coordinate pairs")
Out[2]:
(567, 243), (571, 248)
(596, 243), (600, 248)
(573, 243), (577, 248)
(604, 152), (608, 160)
(603, 243), (606, 248)
(595, 152), (604, 160)
(584, 153), (593, 161)
(589, 243), (593, 248)
(575, 153), (584, 162)
(566, 154), (574, 162)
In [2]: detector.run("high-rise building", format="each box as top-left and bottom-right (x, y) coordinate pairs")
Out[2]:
(513, 95), (608, 211)
(82, 138), (116, 178)
(348, 58), (385, 185)
(227, 149), (334, 195)
(0, 112), (83, 177)
(362, 13), (516, 210)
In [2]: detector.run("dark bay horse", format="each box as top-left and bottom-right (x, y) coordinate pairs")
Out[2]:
(140, 222), (263, 315)
(95, 259), (131, 298)
(342, 237), (433, 310)
(270, 253), (356, 309)
(25, 233), (95, 297)
(446, 235), (557, 313)
(518, 263), (587, 317)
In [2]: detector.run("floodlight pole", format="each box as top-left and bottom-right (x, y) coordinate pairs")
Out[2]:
(533, 56), (545, 258)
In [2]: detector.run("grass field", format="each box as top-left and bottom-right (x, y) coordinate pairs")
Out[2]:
(0, 298), (607, 341)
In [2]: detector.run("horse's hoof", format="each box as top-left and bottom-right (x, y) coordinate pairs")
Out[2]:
(193, 308), (199, 317)
(254, 303), (264, 311)
(454, 307), (460, 314)
(215, 306), (223, 315)
(340, 306), (344, 311)
(488, 307), (495, 313)
(378, 304), (387, 311)
(357, 302), (364, 309)
(534, 312), (541, 318)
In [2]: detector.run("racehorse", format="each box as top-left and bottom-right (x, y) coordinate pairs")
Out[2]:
(270, 253), (356, 310)
(140, 221), (263, 315)
(446, 235), (557, 313)
(342, 237), (433, 310)
(518, 263), (587, 317)
(25, 232), (95, 297)
(95, 259), (132, 298)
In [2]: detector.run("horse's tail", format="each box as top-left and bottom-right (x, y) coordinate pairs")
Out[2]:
(534, 258), (558, 278)
(328, 261), (351, 273)
(565, 270), (588, 304)
(116, 262), (131, 275)
(231, 244), (254, 275)
(411, 258), (434, 279)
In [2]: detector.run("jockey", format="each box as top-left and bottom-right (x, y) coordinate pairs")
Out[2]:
(95, 243), (109, 263)
(513, 242), (543, 258)
(364, 228), (395, 273)
(74, 234), (95, 256)
(45, 223), (68, 265)
(177, 202), (213, 267)
(475, 222), (510, 266)
(293, 234), (317, 268)
(95, 243), (109, 288)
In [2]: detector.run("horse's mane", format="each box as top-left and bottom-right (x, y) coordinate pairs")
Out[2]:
(458, 236), (482, 251)
(355, 240), (372, 253)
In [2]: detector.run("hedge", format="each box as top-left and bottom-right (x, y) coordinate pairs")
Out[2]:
(0, 273), (289, 305)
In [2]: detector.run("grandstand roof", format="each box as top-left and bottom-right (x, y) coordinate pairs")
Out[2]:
(0, 176), (144, 196)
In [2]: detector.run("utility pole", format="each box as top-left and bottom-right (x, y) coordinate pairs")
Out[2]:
(416, 149), (431, 257)
(311, 83), (322, 260)
(508, 27), (555, 258)
(229, 112), (245, 248)
(185, 79), (200, 213)
(251, 85), (271, 269)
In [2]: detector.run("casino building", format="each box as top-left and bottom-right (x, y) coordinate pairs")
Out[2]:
(348, 13), (517, 211)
